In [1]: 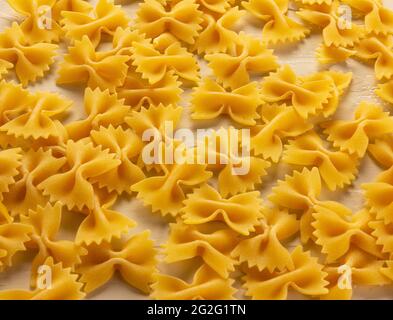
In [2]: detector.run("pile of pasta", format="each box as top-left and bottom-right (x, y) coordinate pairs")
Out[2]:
(0, 0), (393, 300)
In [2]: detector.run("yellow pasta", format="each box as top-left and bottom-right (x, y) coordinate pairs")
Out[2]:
(57, 36), (131, 90)
(193, 7), (244, 54)
(316, 44), (356, 64)
(0, 23), (58, 85)
(243, 246), (328, 300)
(376, 79), (393, 104)
(368, 134), (393, 168)
(20, 202), (87, 287)
(135, 0), (203, 44)
(242, 0), (310, 44)
(343, 0), (393, 35)
(6, 0), (62, 44)
(164, 222), (239, 278)
(260, 65), (334, 119)
(76, 231), (157, 294)
(283, 131), (359, 190)
(232, 207), (299, 272)
(321, 101), (393, 157)
(312, 202), (382, 263)
(191, 78), (262, 125)
(205, 33), (278, 89)
(297, 0), (366, 47)
(62, 0), (130, 47)
(182, 184), (263, 235)
(0, 257), (85, 300)
(37, 140), (120, 210)
(151, 264), (236, 300)
(132, 35), (200, 84)
(251, 104), (312, 162)
(362, 166), (393, 225)
(0, 148), (22, 197)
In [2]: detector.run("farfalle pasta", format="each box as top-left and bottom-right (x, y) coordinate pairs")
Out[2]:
(135, 0), (203, 45)
(151, 264), (236, 300)
(260, 65), (334, 119)
(37, 140), (120, 210)
(76, 231), (157, 293)
(132, 36), (200, 84)
(243, 246), (329, 300)
(242, 0), (310, 44)
(321, 101), (393, 157)
(57, 36), (130, 90)
(355, 36), (393, 80)
(205, 33), (278, 89)
(232, 207), (299, 272)
(283, 131), (359, 190)
(193, 7), (244, 54)
(164, 222), (239, 278)
(191, 78), (262, 125)
(250, 104), (312, 162)
(312, 202), (383, 263)
(6, 0), (62, 44)
(0, 0), (392, 301)
(182, 184), (263, 235)
(61, 0), (130, 47)
(0, 257), (85, 300)
(20, 202), (87, 286)
(0, 23), (58, 85)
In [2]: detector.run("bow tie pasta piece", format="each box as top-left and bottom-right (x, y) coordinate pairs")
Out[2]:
(2, 148), (66, 217)
(0, 90), (71, 141)
(312, 202), (383, 263)
(192, 0), (234, 13)
(61, 0), (130, 47)
(0, 23), (58, 86)
(135, 0), (203, 45)
(182, 184), (263, 235)
(37, 140), (121, 210)
(164, 222), (239, 278)
(52, 0), (93, 22)
(131, 162), (212, 216)
(197, 127), (271, 196)
(250, 104), (312, 162)
(355, 36), (393, 80)
(151, 264), (237, 300)
(343, 0), (393, 36)
(191, 78), (262, 126)
(6, 0), (62, 44)
(376, 79), (393, 104)
(297, 1), (366, 47)
(321, 102), (393, 157)
(243, 246), (328, 300)
(193, 7), (245, 54)
(20, 202), (87, 287)
(0, 204), (33, 271)
(125, 103), (183, 148)
(66, 88), (130, 141)
(269, 167), (322, 243)
(0, 257), (85, 300)
(205, 34), (278, 89)
(118, 70), (182, 109)
(283, 131), (359, 191)
(362, 166), (393, 225)
(242, 0), (310, 44)
(369, 219), (393, 256)
(316, 43), (356, 64)
(132, 37), (200, 85)
(0, 148), (22, 197)
(232, 207), (299, 272)
(300, 70), (352, 117)
(368, 135), (393, 168)
(75, 194), (136, 245)
(89, 125), (145, 195)
(57, 36), (130, 91)
(260, 65), (334, 119)
(76, 230), (157, 294)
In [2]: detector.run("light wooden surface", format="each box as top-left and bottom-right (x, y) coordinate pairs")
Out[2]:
(0, 0), (393, 300)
